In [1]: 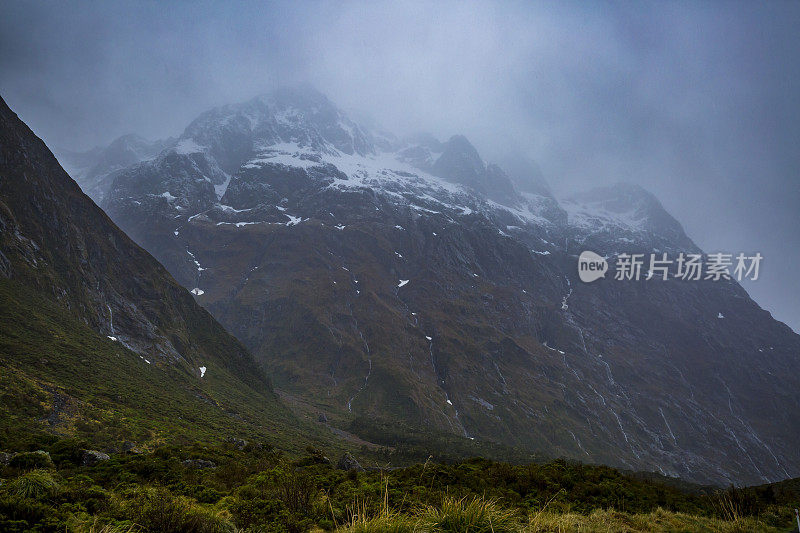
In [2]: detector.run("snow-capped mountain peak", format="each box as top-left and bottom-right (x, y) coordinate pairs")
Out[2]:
(86, 88), (800, 486)
(561, 182), (696, 252)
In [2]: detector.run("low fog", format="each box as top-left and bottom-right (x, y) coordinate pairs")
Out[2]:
(1, 1), (798, 331)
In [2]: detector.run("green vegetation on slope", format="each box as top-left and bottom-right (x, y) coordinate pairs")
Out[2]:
(0, 443), (796, 532)
(0, 278), (310, 453)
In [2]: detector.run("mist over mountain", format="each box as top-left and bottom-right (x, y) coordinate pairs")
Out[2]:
(2, 1), (796, 334)
(2, 3), (800, 530)
(56, 87), (800, 486)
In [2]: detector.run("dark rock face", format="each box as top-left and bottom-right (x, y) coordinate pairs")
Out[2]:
(90, 87), (800, 486)
(433, 136), (518, 205)
(81, 450), (110, 466)
(337, 452), (364, 472)
(0, 95), (268, 381)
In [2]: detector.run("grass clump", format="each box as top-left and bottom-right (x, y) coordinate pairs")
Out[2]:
(7, 469), (60, 500)
(338, 479), (423, 533)
(419, 495), (519, 533)
(339, 502), (422, 533)
(67, 516), (138, 533)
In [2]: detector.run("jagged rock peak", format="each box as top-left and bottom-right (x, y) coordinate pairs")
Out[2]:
(177, 85), (374, 171)
(433, 135), (518, 205)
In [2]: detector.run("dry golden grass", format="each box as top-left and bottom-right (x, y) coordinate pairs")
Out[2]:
(524, 507), (781, 533)
(334, 499), (783, 533)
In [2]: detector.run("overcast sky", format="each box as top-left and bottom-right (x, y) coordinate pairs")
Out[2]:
(1, 0), (798, 331)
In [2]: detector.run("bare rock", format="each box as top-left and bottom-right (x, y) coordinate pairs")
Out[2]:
(182, 458), (216, 469)
(81, 450), (110, 466)
(336, 452), (364, 472)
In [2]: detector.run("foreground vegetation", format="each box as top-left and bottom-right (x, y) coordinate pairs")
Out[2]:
(0, 439), (797, 532)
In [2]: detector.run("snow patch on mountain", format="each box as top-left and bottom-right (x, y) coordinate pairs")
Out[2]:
(561, 195), (648, 233)
(243, 143), (323, 170)
(174, 139), (206, 155)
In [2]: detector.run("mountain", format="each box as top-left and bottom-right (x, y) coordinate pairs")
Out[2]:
(0, 95), (301, 450)
(56, 134), (174, 203)
(90, 87), (800, 486)
(431, 135), (519, 205)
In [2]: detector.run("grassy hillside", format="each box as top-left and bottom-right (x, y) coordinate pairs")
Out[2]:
(4, 275), (799, 531)
(0, 278), (313, 453)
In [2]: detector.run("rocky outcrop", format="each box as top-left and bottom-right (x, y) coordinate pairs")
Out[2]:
(81, 450), (110, 467)
(336, 452), (364, 472)
(182, 459), (217, 469)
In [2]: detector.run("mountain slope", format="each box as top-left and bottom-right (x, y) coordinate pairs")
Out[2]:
(56, 134), (173, 204)
(94, 88), (800, 486)
(0, 95), (301, 450)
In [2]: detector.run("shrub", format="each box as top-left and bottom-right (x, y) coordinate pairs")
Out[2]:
(245, 467), (318, 515)
(48, 438), (89, 466)
(9, 451), (54, 470)
(0, 493), (51, 525)
(122, 486), (234, 533)
(196, 487), (223, 504)
(125, 486), (187, 532)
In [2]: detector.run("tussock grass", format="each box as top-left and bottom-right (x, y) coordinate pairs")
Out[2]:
(69, 517), (139, 533)
(333, 498), (783, 533)
(524, 507), (780, 532)
(7, 469), (60, 500)
(419, 495), (519, 533)
(338, 504), (422, 533)
(337, 477), (424, 533)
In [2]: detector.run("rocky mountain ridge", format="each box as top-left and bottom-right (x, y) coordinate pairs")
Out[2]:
(64, 87), (800, 486)
(0, 95), (296, 448)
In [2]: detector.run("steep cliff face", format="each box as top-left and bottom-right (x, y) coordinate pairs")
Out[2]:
(92, 87), (800, 485)
(0, 96), (295, 447)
